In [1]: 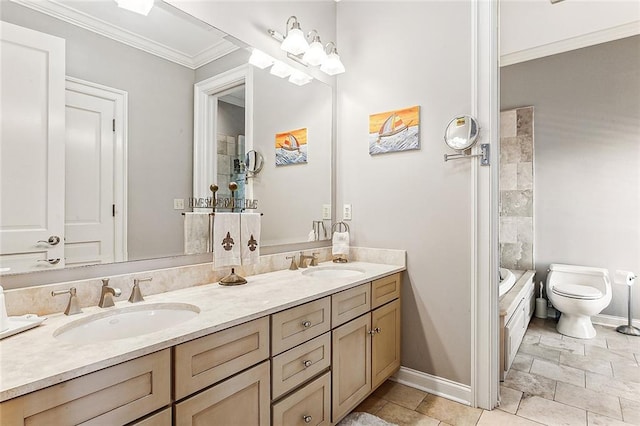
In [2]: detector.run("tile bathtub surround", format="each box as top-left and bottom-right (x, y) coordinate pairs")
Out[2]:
(357, 317), (639, 426)
(499, 106), (534, 271)
(4, 246), (406, 316)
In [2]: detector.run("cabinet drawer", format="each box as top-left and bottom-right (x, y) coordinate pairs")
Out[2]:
(371, 273), (401, 309)
(332, 283), (371, 327)
(175, 361), (270, 426)
(174, 316), (269, 400)
(271, 297), (331, 355)
(0, 349), (170, 426)
(272, 372), (331, 426)
(272, 332), (331, 399)
(131, 407), (172, 425)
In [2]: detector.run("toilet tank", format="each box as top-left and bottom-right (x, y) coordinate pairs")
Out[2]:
(547, 264), (610, 292)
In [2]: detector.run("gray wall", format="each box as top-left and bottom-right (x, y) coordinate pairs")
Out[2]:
(501, 35), (640, 319)
(2, 2), (195, 261)
(336, 1), (474, 385)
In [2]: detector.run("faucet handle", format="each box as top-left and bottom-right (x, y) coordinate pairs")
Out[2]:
(286, 255), (298, 270)
(129, 277), (151, 303)
(51, 287), (82, 315)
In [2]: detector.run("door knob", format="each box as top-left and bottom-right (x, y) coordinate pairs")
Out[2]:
(37, 236), (61, 246)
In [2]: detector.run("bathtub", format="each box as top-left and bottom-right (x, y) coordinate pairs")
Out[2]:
(499, 268), (517, 298)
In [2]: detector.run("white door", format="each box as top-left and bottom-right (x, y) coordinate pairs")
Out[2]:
(0, 22), (66, 274)
(64, 82), (118, 267)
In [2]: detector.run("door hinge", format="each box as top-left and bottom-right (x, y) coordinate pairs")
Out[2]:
(112, 119), (115, 132)
(112, 204), (116, 217)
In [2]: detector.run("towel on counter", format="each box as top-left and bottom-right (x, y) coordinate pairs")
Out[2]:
(240, 213), (261, 265)
(213, 213), (241, 268)
(183, 212), (211, 255)
(332, 231), (350, 256)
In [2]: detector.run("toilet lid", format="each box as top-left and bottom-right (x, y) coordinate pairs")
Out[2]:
(552, 283), (603, 300)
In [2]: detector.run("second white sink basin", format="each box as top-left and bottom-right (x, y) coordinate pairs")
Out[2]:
(302, 266), (365, 279)
(53, 302), (200, 344)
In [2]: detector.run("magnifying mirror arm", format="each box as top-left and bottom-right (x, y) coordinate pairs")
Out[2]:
(444, 143), (490, 166)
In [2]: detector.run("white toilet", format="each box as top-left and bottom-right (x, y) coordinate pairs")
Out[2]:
(546, 263), (612, 339)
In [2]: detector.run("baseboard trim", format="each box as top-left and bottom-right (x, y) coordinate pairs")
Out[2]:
(392, 366), (472, 406)
(593, 314), (640, 328)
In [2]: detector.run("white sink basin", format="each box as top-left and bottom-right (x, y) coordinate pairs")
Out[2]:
(53, 303), (200, 344)
(302, 266), (365, 279)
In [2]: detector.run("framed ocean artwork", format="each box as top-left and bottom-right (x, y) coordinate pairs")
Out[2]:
(275, 127), (308, 166)
(368, 105), (420, 155)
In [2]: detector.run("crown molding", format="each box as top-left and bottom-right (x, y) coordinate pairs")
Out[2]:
(500, 21), (639, 67)
(11, 0), (238, 69)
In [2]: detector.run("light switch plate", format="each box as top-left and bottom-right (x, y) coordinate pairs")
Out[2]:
(343, 204), (352, 220)
(173, 198), (184, 210)
(322, 204), (331, 220)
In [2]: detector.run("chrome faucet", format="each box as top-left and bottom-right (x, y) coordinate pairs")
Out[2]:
(129, 277), (152, 303)
(51, 287), (82, 315)
(298, 252), (315, 268)
(98, 278), (121, 308)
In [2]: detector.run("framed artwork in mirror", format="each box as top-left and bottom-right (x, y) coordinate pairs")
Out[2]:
(275, 127), (308, 166)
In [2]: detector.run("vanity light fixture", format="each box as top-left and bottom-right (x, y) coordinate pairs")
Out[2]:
(248, 49), (274, 69)
(302, 30), (327, 67)
(319, 42), (345, 76)
(115, 0), (154, 16)
(280, 16), (309, 55)
(268, 16), (346, 75)
(270, 60), (293, 78)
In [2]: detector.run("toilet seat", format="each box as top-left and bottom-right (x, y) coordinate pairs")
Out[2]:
(552, 283), (603, 300)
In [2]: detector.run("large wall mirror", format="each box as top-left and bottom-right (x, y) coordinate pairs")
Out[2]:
(0, 0), (333, 282)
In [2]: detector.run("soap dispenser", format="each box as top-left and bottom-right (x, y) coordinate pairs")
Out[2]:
(0, 285), (9, 332)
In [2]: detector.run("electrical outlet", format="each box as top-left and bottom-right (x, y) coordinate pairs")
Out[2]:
(343, 204), (352, 220)
(173, 198), (184, 210)
(322, 204), (331, 220)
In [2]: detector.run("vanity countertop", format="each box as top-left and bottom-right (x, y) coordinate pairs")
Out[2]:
(0, 261), (404, 402)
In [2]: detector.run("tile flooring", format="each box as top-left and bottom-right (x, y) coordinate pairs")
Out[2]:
(355, 318), (640, 425)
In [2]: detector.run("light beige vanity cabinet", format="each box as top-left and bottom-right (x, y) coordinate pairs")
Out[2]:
(332, 274), (402, 422)
(0, 269), (404, 426)
(0, 349), (171, 425)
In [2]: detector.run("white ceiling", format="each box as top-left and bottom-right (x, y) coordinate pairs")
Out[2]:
(10, 0), (239, 69)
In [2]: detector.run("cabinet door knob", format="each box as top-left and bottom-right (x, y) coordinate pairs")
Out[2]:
(375, 327), (381, 333)
(368, 329), (376, 335)
(303, 359), (313, 368)
(303, 415), (313, 423)
(302, 320), (311, 328)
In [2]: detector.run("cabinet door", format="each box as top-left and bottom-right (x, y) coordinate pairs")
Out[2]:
(332, 313), (371, 421)
(175, 361), (270, 426)
(272, 372), (331, 426)
(372, 299), (401, 388)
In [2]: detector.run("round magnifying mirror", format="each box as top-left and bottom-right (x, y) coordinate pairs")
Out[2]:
(444, 115), (479, 151)
(245, 150), (264, 176)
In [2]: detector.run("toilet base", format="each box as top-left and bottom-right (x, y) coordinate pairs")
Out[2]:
(556, 313), (596, 339)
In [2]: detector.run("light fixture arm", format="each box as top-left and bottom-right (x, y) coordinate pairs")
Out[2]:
(324, 41), (338, 55)
(285, 16), (301, 37)
(307, 29), (321, 43)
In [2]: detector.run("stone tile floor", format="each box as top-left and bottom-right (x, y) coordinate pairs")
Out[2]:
(355, 317), (640, 425)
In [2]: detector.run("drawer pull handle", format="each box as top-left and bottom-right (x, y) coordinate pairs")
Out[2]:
(303, 415), (313, 423)
(302, 320), (312, 328)
(303, 359), (313, 368)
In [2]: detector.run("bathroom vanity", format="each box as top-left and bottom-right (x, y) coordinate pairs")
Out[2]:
(0, 261), (403, 425)
(499, 270), (535, 380)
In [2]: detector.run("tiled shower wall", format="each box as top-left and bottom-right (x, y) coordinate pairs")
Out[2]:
(499, 106), (534, 270)
(216, 134), (245, 200)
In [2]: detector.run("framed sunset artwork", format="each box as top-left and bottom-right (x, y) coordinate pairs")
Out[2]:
(368, 105), (420, 155)
(275, 127), (308, 166)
